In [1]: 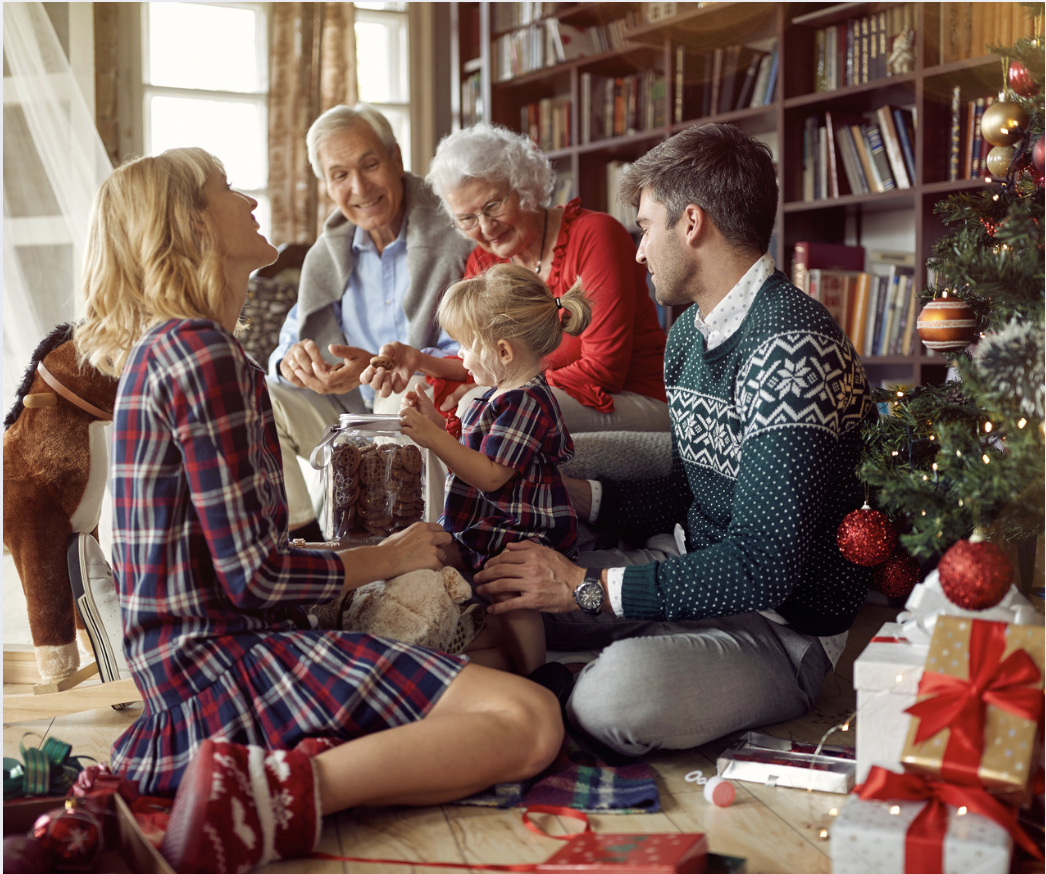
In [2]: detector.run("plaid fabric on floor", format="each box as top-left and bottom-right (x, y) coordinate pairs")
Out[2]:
(456, 734), (660, 813)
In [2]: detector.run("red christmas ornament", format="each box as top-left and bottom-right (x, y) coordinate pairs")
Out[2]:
(1033, 136), (1045, 175)
(2, 836), (51, 874)
(31, 799), (101, 869)
(937, 537), (1013, 610)
(1008, 60), (1039, 97)
(916, 297), (978, 352)
(872, 547), (921, 599)
(837, 503), (897, 566)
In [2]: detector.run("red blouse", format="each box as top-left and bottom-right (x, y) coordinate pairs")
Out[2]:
(464, 198), (667, 412)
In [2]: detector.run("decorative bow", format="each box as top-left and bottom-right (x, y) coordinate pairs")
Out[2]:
(3, 733), (91, 800)
(905, 619), (1043, 783)
(857, 766), (1042, 873)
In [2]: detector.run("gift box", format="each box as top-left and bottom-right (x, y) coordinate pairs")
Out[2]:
(901, 617), (1045, 801)
(830, 782), (1013, 874)
(3, 794), (174, 874)
(853, 622), (930, 783)
(715, 730), (855, 794)
(536, 833), (709, 873)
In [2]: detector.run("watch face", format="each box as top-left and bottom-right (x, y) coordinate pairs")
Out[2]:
(575, 581), (603, 613)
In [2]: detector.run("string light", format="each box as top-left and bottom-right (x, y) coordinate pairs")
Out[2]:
(983, 454), (991, 464)
(984, 422), (993, 433)
(889, 806), (901, 815)
(957, 806), (968, 816)
(1018, 418), (1027, 429)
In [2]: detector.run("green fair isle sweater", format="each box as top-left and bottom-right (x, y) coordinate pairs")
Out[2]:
(602, 271), (876, 637)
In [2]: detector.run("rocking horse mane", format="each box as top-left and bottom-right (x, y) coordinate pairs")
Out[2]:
(4, 323), (77, 431)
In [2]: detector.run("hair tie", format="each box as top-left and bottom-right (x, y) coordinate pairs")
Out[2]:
(555, 298), (563, 310)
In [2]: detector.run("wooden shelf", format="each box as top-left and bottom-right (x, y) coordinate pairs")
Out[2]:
(449, 0), (1018, 388)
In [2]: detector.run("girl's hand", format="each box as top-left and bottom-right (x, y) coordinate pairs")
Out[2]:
(403, 388), (445, 427)
(399, 404), (445, 449)
(379, 522), (453, 576)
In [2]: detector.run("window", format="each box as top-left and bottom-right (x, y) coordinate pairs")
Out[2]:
(354, 2), (412, 170)
(141, 2), (270, 233)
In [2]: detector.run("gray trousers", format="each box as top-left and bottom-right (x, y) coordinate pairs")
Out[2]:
(544, 541), (832, 756)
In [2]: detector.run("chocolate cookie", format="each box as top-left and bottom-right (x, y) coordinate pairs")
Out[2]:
(369, 354), (396, 370)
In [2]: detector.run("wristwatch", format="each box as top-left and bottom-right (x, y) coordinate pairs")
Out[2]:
(573, 568), (605, 615)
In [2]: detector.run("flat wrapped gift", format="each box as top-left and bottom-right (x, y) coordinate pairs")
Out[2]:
(536, 833), (708, 873)
(830, 783), (1013, 874)
(901, 617), (1044, 802)
(716, 731), (855, 794)
(853, 622), (930, 783)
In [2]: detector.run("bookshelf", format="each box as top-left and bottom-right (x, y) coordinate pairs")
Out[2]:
(448, 1), (1029, 387)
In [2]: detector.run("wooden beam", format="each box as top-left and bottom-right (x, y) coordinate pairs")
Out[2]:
(2, 678), (141, 724)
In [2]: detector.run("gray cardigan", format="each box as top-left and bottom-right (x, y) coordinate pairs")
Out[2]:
(294, 172), (474, 413)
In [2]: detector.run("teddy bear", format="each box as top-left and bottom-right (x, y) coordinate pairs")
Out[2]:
(313, 565), (483, 654)
(3, 323), (120, 684)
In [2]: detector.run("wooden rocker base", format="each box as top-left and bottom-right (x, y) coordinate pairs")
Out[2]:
(3, 677), (142, 724)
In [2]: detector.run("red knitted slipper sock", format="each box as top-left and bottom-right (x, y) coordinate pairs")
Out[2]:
(160, 739), (321, 874)
(294, 736), (345, 758)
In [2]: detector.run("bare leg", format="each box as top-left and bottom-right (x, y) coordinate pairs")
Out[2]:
(313, 662), (562, 811)
(494, 603), (546, 676)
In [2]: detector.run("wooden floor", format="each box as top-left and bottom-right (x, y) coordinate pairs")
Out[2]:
(3, 563), (901, 874)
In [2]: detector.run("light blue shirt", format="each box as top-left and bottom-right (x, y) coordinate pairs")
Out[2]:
(269, 217), (459, 404)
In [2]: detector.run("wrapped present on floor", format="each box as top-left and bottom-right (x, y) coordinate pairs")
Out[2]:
(715, 730), (856, 794)
(901, 617), (1045, 804)
(853, 622), (930, 784)
(830, 766), (1041, 874)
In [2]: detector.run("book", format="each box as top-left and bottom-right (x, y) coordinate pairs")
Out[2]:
(749, 43), (774, 108)
(791, 242), (865, 295)
(824, 111), (841, 198)
(849, 272), (873, 355)
(892, 107), (917, 185)
(709, 47), (724, 115)
(717, 44), (744, 114)
(816, 269), (854, 332)
(803, 115), (819, 202)
(835, 125), (868, 195)
(761, 41), (779, 105)
(556, 22), (597, 61)
(537, 832), (709, 873)
(734, 49), (766, 110)
(875, 105), (910, 188)
(900, 279), (920, 355)
(948, 85), (962, 181)
(864, 123), (896, 191)
(850, 124), (883, 193)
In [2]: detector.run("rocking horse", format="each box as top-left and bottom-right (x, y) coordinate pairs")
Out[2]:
(3, 323), (141, 720)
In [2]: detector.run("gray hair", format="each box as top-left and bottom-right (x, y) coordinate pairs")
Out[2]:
(426, 124), (556, 217)
(619, 123), (778, 256)
(305, 103), (399, 180)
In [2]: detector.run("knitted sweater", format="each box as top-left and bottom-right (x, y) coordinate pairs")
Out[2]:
(601, 271), (876, 636)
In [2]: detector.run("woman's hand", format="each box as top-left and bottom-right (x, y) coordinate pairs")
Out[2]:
(379, 522), (454, 577)
(473, 541), (586, 614)
(280, 340), (371, 394)
(439, 382), (474, 413)
(360, 342), (421, 398)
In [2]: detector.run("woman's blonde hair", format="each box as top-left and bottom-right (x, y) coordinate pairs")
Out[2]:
(74, 148), (230, 377)
(437, 263), (592, 384)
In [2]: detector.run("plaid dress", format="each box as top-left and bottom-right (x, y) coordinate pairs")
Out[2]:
(442, 374), (578, 571)
(108, 319), (465, 795)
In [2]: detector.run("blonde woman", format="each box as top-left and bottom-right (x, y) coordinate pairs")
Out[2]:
(75, 148), (561, 874)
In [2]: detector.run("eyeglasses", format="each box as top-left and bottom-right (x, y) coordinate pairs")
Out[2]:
(453, 194), (511, 230)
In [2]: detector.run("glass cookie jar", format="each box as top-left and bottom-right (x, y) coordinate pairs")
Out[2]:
(310, 414), (428, 543)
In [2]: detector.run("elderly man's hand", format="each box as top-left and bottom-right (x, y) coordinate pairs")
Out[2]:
(360, 342), (421, 399)
(279, 340), (371, 395)
(473, 541), (586, 614)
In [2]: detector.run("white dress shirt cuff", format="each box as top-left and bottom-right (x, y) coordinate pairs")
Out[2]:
(606, 567), (626, 617)
(587, 479), (602, 524)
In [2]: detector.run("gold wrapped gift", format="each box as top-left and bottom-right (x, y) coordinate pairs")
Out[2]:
(900, 617), (1044, 803)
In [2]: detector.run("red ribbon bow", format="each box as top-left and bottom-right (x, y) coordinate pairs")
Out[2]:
(856, 766), (1041, 874)
(905, 619), (1043, 784)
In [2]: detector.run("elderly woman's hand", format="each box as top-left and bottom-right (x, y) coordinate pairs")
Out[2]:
(280, 340), (371, 395)
(360, 342), (421, 398)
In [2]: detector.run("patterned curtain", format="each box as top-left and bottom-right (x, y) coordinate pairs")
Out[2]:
(268, 3), (357, 246)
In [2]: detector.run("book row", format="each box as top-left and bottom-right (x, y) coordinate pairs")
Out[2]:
(948, 88), (997, 182)
(521, 94), (573, 152)
(939, 1), (1041, 64)
(579, 71), (668, 145)
(674, 40), (779, 122)
(811, 3), (916, 93)
(802, 106), (916, 201)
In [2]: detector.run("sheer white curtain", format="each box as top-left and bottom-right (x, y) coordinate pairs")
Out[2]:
(2, 2), (112, 416)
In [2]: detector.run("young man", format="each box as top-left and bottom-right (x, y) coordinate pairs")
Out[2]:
(474, 123), (877, 756)
(266, 104), (473, 537)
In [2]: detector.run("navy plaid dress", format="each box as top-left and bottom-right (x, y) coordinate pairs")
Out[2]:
(108, 319), (465, 795)
(442, 374), (578, 571)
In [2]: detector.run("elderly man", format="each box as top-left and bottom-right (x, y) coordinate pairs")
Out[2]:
(474, 123), (877, 756)
(267, 104), (473, 539)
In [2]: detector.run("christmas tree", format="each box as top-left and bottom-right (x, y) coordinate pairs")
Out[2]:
(856, 5), (1045, 593)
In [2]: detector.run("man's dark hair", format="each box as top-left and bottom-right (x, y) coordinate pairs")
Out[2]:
(620, 123), (778, 255)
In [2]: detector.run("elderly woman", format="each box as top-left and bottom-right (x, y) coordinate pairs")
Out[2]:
(362, 124), (669, 433)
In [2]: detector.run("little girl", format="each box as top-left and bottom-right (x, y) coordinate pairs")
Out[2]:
(399, 263), (592, 678)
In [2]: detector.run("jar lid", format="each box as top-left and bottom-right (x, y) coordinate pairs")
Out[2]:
(337, 413), (400, 431)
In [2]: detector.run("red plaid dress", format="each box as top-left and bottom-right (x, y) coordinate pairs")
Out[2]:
(108, 319), (465, 795)
(442, 374), (578, 571)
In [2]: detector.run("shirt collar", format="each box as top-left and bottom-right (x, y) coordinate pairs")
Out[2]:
(693, 253), (775, 349)
(352, 215), (408, 254)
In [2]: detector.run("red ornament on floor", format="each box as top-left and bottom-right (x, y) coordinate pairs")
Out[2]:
(872, 547), (921, 599)
(937, 537), (1013, 610)
(837, 503), (897, 566)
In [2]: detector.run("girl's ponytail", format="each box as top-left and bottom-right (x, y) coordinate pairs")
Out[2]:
(556, 277), (593, 337)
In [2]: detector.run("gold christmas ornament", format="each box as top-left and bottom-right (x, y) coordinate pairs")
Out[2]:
(980, 98), (1030, 147)
(916, 297), (978, 351)
(985, 144), (1019, 177)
